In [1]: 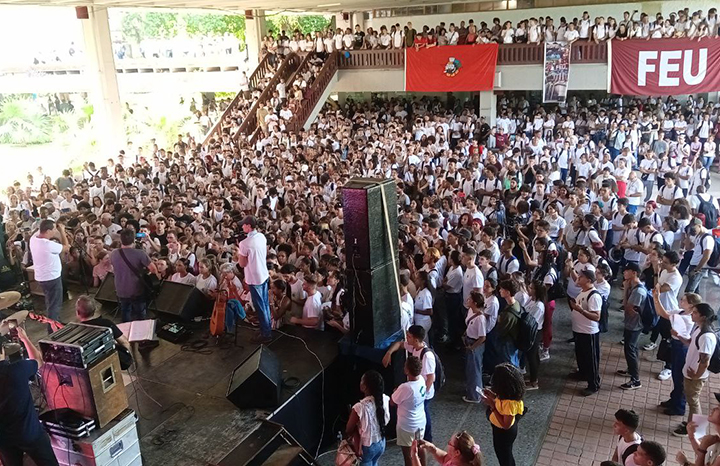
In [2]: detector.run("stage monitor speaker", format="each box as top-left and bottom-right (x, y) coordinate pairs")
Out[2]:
(95, 273), (117, 304)
(346, 260), (401, 347)
(227, 345), (281, 409)
(153, 281), (198, 321)
(342, 178), (398, 271)
(41, 352), (129, 428)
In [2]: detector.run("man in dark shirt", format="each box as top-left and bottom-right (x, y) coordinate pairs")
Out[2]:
(0, 326), (59, 466)
(111, 228), (157, 322)
(353, 24), (365, 50)
(76, 295), (132, 370)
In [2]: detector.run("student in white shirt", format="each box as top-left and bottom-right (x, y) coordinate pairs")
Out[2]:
(290, 275), (324, 330)
(412, 271), (434, 333)
(390, 356), (427, 462)
(610, 409), (642, 465)
(463, 291), (487, 403)
(444, 250), (465, 346)
(672, 303), (718, 437)
(525, 281), (546, 390)
(346, 371), (390, 466)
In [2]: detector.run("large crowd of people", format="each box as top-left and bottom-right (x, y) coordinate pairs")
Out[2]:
(3, 87), (720, 464)
(5, 6), (720, 461)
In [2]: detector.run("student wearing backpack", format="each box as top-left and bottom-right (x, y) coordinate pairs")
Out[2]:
(690, 185), (719, 230)
(382, 325), (437, 445)
(568, 269), (602, 397)
(617, 263), (646, 391)
(671, 303), (718, 437)
(654, 290), (700, 417)
(496, 280), (521, 367)
(609, 409), (641, 465)
(685, 218), (716, 294)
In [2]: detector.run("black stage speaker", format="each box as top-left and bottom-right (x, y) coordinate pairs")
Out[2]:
(227, 345), (282, 409)
(342, 178), (398, 271)
(95, 273), (117, 304)
(346, 260), (401, 347)
(153, 282), (198, 321)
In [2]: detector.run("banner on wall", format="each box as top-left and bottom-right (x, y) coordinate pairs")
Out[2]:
(610, 37), (720, 95)
(543, 42), (570, 103)
(405, 44), (498, 92)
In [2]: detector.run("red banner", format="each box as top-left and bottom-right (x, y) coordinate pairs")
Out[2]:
(405, 44), (498, 92)
(610, 38), (720, 95)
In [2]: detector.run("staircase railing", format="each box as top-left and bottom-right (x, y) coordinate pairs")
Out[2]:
(202, 52), (274, 146)
(235, 52), (303, 144)
(286, 51), (339, 133)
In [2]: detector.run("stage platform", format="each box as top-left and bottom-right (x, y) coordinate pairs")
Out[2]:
(124, 324), (341, 466)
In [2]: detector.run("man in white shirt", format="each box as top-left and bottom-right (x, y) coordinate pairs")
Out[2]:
(390, 355), (426, 458)
(673, 302), (717, 437)
(237, 215), (272, 343)
(29, 220), (69, 331)
(569, 269), (602, 396)
(656, 173), (683, 218)
(685, 218), (715, 294)
(291, 276), (323, 331)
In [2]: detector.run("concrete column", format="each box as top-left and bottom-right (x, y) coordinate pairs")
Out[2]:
(479, 91), (497, 127)
(245, 10), (266, 71)
(81, 6), (124, 157)
(351, 12), (364, 31)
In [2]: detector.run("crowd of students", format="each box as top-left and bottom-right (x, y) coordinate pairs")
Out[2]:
(4, 87), (720, 465)
(258, 6), (719, 58)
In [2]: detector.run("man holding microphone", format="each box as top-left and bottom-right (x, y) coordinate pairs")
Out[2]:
(29, 219), (69, 332)
(237, 216), (273, 343)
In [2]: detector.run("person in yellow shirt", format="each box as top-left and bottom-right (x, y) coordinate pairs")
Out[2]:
(480, 363), (525, 466)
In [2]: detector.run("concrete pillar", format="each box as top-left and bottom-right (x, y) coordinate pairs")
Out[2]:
(479, 91), (496, 127)
(245, 10), (266, 71)
(81, 6), (124, 157)
(352, 12), (364, 31)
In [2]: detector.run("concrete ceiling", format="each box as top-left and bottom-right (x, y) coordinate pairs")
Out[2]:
(0, 0), (448, 12)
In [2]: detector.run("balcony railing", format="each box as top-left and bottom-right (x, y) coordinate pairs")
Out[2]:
(336, 42), (608, 69)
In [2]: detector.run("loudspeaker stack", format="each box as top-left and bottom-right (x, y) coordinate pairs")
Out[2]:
(342, 178), (401, 348)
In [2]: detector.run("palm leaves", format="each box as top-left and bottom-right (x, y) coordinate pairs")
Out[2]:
(0, 98), (52, 145)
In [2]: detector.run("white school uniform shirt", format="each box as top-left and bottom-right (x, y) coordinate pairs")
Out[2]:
(403, 342), (436, 400)
(526, 299), (545, 330)
(465, 311), (488, 339)
(414, 288), (433, 332)
(392, 378), (426, 433)
(572, 287), (602, 334)
(684, 326), (718, 380)
(302, 291), (324, 330)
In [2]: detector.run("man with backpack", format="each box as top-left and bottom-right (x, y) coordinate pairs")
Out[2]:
(685, 218), (717, 294)
(671, 303), (718, 437)
(690, 185), (719, 230)
(617, 263), (646, 391)
(382, 325), (439, 443)
(569, 269), (602, 397)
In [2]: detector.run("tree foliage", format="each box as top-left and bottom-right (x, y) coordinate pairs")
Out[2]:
(120, 11), (246, 44)
(265, 14), (331, 36)
(0, 98), (52, 145)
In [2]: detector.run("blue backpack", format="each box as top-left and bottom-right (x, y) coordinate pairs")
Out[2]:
(635, 284), (658, 333)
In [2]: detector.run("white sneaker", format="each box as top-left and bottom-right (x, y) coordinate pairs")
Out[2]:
(540, 349), (550, 361)
(643, 342), (658, 351)
(658, 369), (672, 381)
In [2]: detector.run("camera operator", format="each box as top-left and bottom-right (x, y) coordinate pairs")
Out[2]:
(29, 219), (69, 333)
(0, 325), (59, 466)
(110, 228), (157, 323)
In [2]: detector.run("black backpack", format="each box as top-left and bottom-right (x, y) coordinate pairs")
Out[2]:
(696, 195), (718, 230)
(700, 233), (720, 268)
(592, 290), (610, 333)
(695, 329), (720, 374)
(507, 304), (539, 353)
(420, 347), (446, 392)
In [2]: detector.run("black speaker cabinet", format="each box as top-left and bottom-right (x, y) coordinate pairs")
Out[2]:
(342, 178), (398, 271)
(153, 282), (199, 321)
(346, 260), (401, 348)
(227, 345), (282, 409)
(95, 273), (117, 304)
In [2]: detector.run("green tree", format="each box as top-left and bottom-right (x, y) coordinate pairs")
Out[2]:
(266, 14), (330, 36)
(0, 98), (52, 145)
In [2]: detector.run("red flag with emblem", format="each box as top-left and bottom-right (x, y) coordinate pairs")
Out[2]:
(405, 44), (498, 92)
